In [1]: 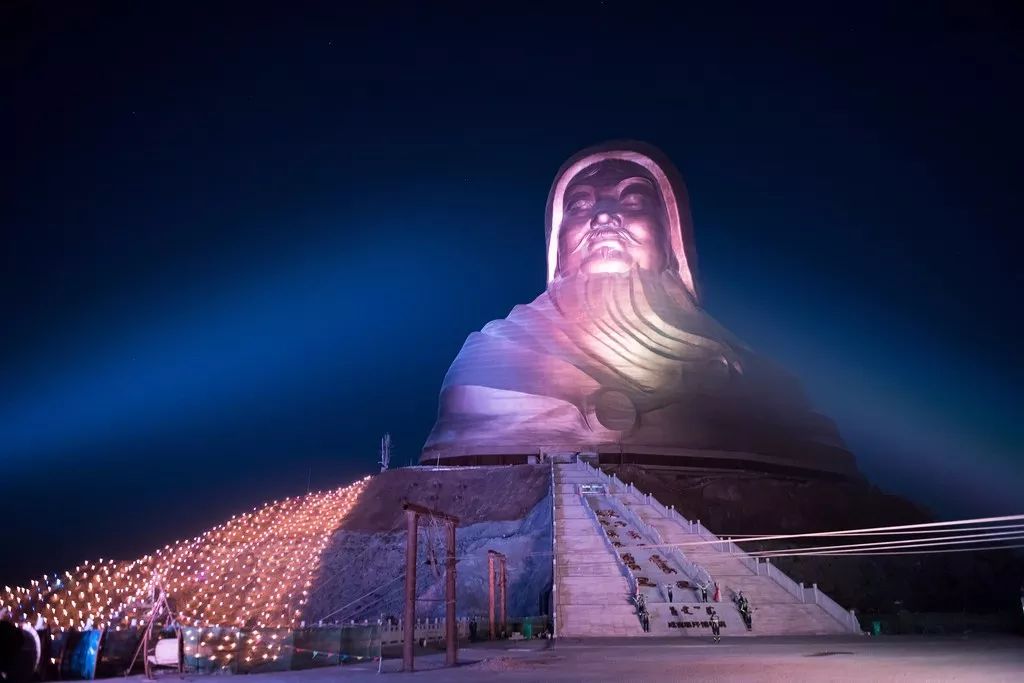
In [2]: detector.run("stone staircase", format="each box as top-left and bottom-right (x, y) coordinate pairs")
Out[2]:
(579, 489), (746, 638)
(552, 462), (643, 637)
(552, 460), (861, 638)
(634, 504), (850, 635)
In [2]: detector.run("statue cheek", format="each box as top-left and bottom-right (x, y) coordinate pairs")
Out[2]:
(558, 221), (585, 250)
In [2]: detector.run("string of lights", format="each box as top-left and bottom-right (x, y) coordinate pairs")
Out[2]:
(1, 476), (370, 668)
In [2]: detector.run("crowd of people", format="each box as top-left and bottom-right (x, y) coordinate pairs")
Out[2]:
(632, 573), (754, 641)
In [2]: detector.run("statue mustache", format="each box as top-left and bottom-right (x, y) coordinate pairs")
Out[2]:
(571, 227), (642, 254)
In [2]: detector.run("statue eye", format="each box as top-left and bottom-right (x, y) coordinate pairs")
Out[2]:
(566, 197), (594, 213)
(620, 193), (647, 209)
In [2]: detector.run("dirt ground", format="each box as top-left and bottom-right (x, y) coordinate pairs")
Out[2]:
(338, 465), (551, 532)
(304, 465), (554, 623)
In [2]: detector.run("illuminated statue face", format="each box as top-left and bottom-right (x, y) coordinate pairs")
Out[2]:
(556, 160), (670, 278)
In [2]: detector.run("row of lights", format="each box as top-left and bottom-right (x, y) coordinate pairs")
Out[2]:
(2, 477), (369, 667)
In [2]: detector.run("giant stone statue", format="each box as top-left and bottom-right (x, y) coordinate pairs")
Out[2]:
(423, 142), (857, 476)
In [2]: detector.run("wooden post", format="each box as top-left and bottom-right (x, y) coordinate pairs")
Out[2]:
(400, 502), (460, 672)
(445, 522), (457, 666)
(402, 508), (418, 672)
(488, 552), (496, 640)
(499, 558), (507, 637)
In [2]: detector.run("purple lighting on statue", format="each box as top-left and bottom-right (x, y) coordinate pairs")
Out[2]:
(422, 141), (856, 477)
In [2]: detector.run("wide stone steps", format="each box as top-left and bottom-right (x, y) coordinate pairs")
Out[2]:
(552, 462), (856, 637)
(553, 464), (643, 638)
(644, 602), (743, 637)
(637, 513), (806, 605)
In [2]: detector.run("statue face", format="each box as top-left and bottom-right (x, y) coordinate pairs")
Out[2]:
(557, 160), (670, 278)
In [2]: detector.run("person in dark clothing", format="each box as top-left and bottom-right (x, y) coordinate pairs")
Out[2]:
(634, 592), (650, 632)
(0, 619), (27, 683)
(666, 584), (674, 603)
(737, 593), (752, 631)
(709, 610), (722, 643)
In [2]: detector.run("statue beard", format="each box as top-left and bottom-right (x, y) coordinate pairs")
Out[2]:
(546, 267), (735, 396)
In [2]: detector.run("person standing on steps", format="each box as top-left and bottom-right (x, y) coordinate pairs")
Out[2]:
(737, 593), (752, 631)
(709, 609), (722, 643)
(666, 584), (674, 603)
(634, 591), (650, 632)
(713, 581), (721, 602)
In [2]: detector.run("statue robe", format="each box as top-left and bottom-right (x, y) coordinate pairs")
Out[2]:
(423, 269), (856, 476)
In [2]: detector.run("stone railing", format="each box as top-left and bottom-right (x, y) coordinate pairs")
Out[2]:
(600, 494), (664, 546)
(801, 582), (861, 633)
(577, 490), (639, 599)
(664, 547), (706, 585)
(378, 617), (466, 645)
(575, 461), (861, 633)
(758, 558), (805, 602)
(378, 615), (551, 645)
(549, 458), (559, 639)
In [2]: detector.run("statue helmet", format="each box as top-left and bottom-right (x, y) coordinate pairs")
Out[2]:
(544, 140), (700, 302)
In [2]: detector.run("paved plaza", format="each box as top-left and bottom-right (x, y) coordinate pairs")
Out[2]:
(136, 635), (1024, 682)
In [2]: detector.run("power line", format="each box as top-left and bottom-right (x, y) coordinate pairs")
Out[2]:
(764, 542), (1024, 557)
(750, 531), (1024, 558)
(724, 522), (1024, 538)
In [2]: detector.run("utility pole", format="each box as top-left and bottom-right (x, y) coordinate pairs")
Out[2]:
(379, 433), (392, 472)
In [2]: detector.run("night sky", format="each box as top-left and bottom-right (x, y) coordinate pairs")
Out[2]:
(3, 2), (1021, 583)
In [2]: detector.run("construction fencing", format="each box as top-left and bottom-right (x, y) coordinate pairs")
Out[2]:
(25, 624), (381, 680)
(181, 624), (381, 674)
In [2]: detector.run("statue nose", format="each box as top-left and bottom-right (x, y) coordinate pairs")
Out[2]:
(591, 211), (620, 228)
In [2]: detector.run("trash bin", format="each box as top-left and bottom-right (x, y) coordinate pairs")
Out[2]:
(871, 620), (882, 636)
(522, 622), (533, 640)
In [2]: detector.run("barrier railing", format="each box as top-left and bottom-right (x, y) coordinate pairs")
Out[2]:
(574, 461), (861, 633)
(595, 485), (706, 586)
(806, 583), (860, 632)
(760, 559), (805, 602)
(550, 458), (559, 639)
(600, 494), (664, 546)
(577, 490), (639, 599)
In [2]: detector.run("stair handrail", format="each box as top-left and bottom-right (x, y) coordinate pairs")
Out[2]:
(575, 461), (861, 633)
(808, 583), (861, 633)
(549, 458), (559, 639)
(600, 493), (664, 546)
(597, 483), (708, 586)
(663, 546), (705, 585)
(760, 558), (805, 602)
(577, 489), (639, 598)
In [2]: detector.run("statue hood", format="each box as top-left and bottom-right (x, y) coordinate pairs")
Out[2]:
(545, 140), (700, 301)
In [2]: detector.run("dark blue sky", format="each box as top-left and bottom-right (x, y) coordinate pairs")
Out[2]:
(2, 2), (1021, 582)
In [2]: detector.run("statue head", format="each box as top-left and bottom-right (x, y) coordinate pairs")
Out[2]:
(545, 141), (699, 300)
(556, 159), (670, 277)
